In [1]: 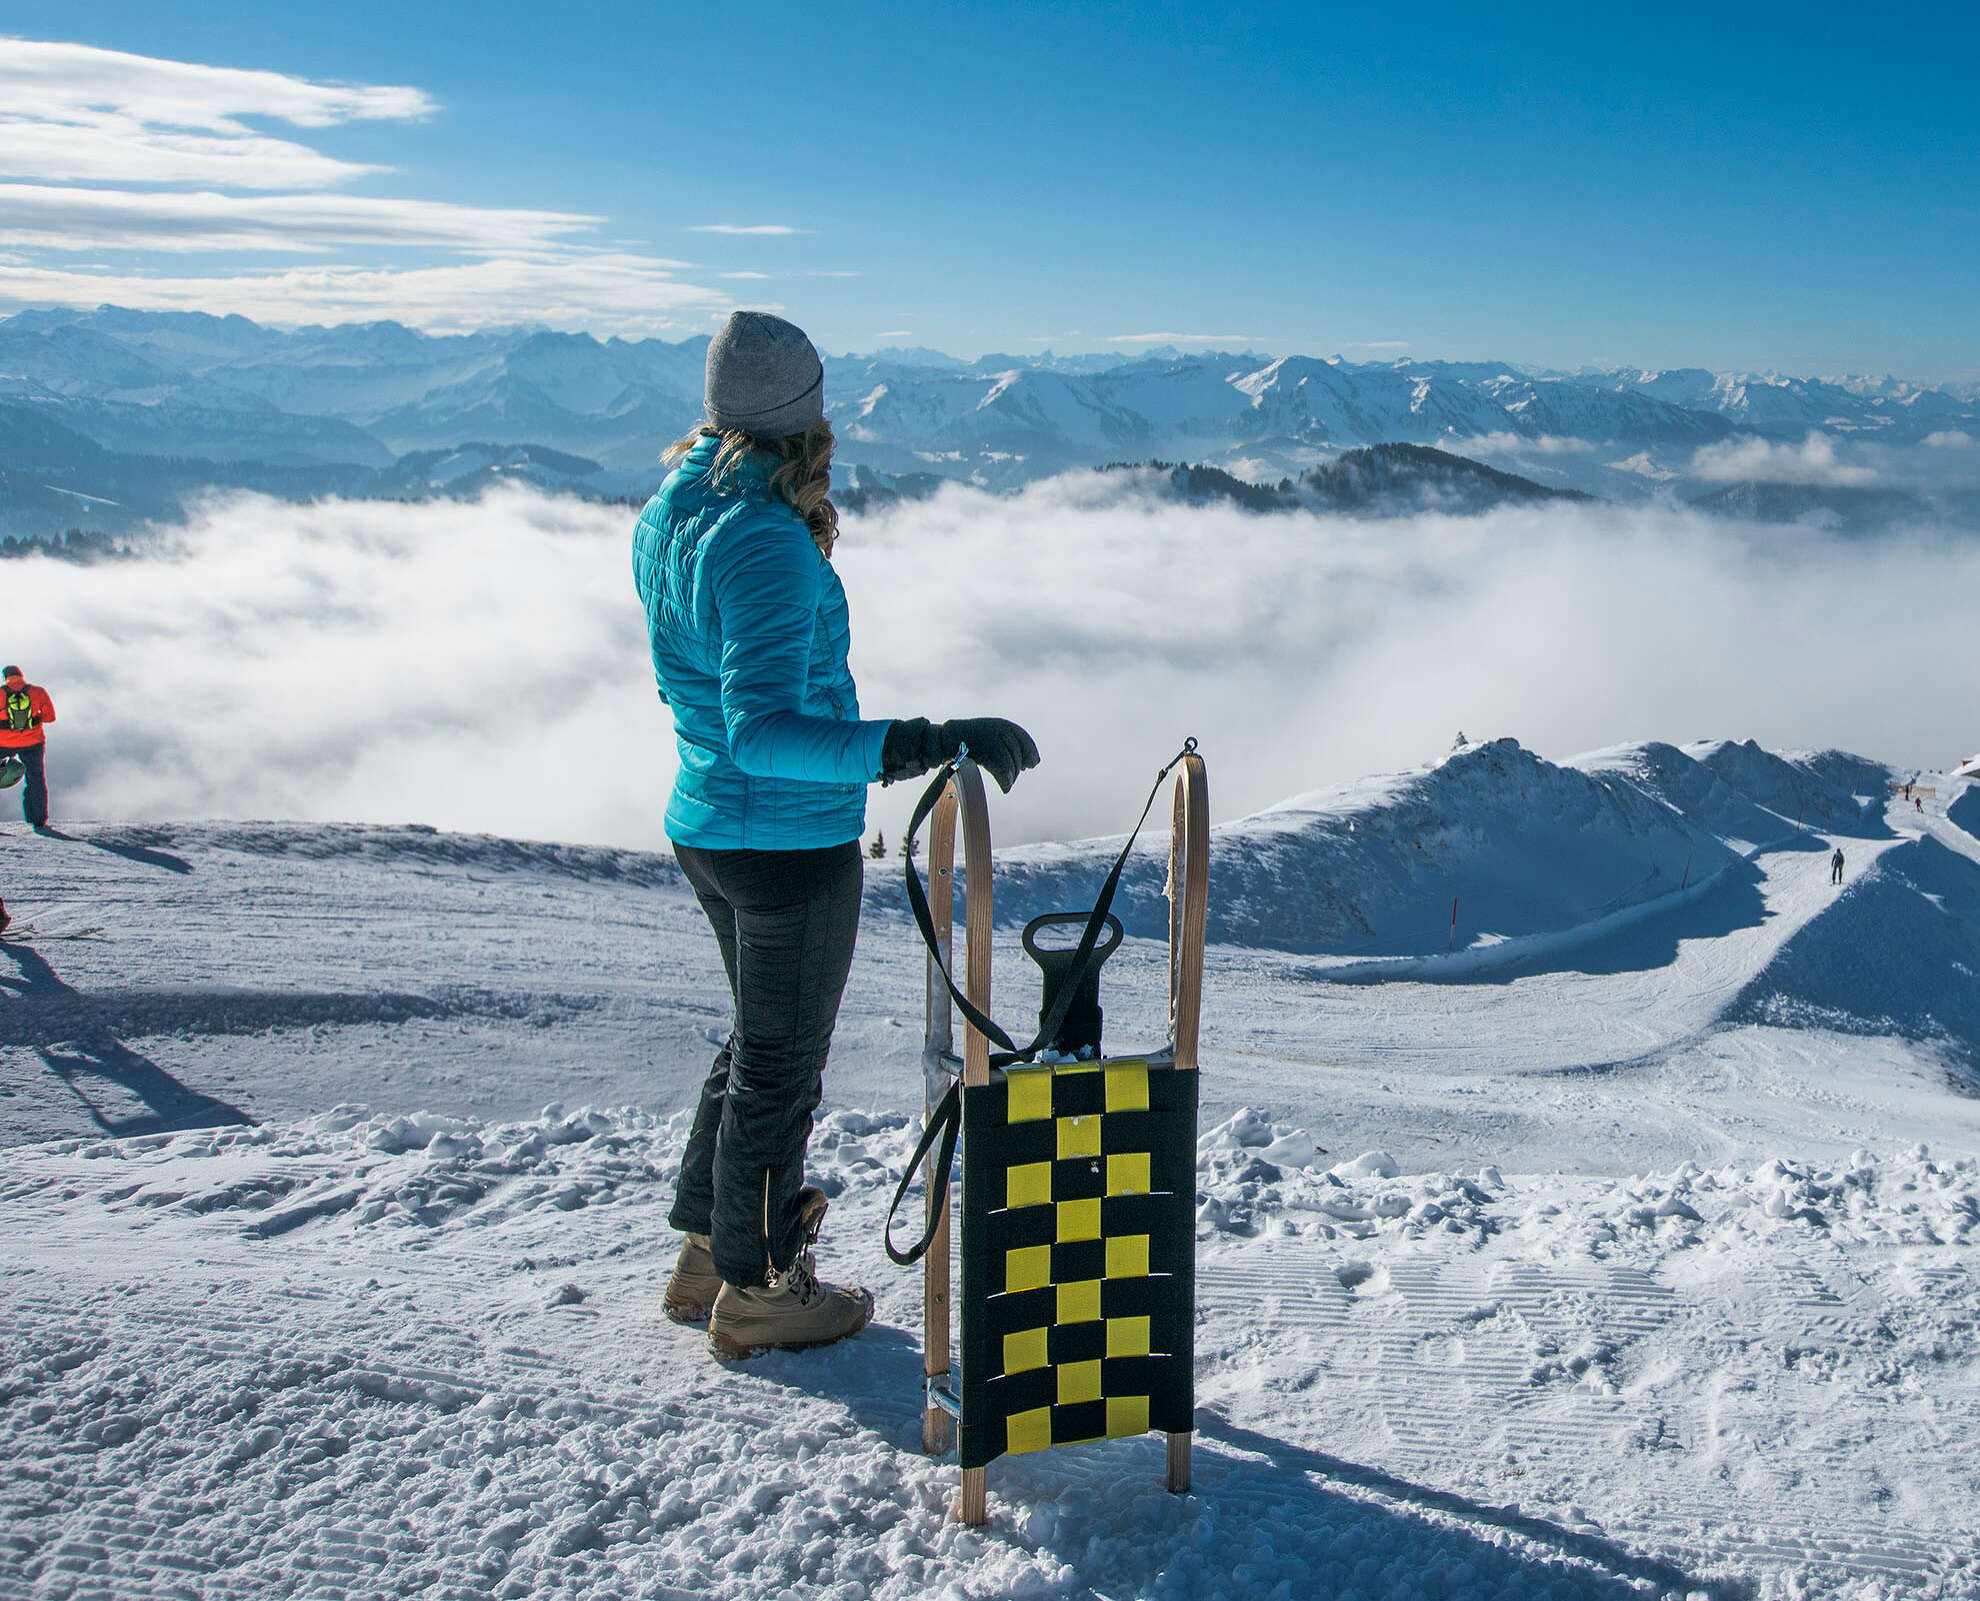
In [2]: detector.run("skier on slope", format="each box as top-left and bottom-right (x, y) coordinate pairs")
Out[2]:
(1, 666), (56, 830)
(633, 312), (1039, 1360)
(1831, 848), (1845, 885)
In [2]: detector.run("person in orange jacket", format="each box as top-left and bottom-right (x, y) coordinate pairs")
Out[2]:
(1, 665), (55, 829)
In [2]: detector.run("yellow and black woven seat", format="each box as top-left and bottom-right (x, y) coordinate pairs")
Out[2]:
(959, 1056), (1196, 1468)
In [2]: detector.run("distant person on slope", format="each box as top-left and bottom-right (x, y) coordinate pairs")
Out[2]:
(1, 665), (55, 830)
(1831, 848), (1845, 885)
(633, 311), (1039, 1360)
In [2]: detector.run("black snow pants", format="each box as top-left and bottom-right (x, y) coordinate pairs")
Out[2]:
(670, 840), (863, 1288)
(9, 744), (47, 828)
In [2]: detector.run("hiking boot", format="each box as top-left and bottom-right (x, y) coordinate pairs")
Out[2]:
(707, 1263), (874, 1359)
(663, 1232), (722, 1324)
(707, 1186), (871, 1359)
(668, 1187), (830, 1328)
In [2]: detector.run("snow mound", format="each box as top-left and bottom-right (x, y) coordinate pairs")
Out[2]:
(1190, 1107), (1980, 1255)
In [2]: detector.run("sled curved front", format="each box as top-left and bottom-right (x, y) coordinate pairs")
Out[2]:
(920, 751), (1208, 1524)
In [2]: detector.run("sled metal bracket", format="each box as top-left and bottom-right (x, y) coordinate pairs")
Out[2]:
(925, 1375), (963, 1422)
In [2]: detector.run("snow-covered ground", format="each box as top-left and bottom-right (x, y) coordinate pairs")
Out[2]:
(3, 744), (1978, 1598)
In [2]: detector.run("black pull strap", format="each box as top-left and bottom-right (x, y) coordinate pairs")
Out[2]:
(901, 765), (1022, 1059)
(903, 737), (1198, 1072)
(886, 738), (1200, 1269)
(883, 1081), (961, 1265)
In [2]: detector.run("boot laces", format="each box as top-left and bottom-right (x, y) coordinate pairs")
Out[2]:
(790, 1192), (827, 1300)
(781, 1257), (820, 1307)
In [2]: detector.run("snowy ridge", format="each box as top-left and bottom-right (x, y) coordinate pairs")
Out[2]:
(1674, 740), (1893, 839)
(984, 736), (1869, 953)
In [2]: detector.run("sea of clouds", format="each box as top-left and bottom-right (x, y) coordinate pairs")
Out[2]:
(9, 476), (1980, 852)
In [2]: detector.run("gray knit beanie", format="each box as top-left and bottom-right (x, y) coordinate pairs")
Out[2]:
(704, 311), (825, 440)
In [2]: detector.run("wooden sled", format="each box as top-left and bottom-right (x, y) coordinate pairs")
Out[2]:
(913, 747), (1209, 1525)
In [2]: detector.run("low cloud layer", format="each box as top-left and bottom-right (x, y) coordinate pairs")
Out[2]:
(1690, 431), (1880, 486)
(8, 480), (1979, 853)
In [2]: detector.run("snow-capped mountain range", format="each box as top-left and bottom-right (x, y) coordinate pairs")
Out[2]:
(3, 305), (1978, 539)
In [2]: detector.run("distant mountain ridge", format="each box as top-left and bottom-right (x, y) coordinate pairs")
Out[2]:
(2, 306), (1978, 540)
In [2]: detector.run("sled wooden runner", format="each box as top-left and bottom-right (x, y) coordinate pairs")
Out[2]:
(918, 748), (1209, 1525)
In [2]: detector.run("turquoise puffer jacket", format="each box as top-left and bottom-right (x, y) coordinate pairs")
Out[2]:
(633, 435), (891, 849)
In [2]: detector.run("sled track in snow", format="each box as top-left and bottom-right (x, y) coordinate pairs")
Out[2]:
(1200, 1241), (1975, 1593)
(0, 1282), (1716, 1601)
(9, 1255), (1962, 1599)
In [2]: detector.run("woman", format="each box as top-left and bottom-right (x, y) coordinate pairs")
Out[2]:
(634, 311), (1038, 1359)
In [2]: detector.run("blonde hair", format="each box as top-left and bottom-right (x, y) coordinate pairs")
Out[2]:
(666, 419), (840, 558)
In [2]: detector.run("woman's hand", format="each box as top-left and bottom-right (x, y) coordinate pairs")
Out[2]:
(881, 717), (1041, 793)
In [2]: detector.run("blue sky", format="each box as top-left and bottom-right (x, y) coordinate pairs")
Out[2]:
(1, 3), (1975, 378)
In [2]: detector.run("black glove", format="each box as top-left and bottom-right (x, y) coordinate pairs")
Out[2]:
(880, 716), (1041, 794)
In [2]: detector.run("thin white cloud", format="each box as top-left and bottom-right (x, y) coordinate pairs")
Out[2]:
(877, 330), (912, 338)
(0, 38), (740, 332)
(690, 224), (805, 236)
(0, 183), (610, 255)
(1924, 429), (1974, 449)
(805, 270), (860, 279)
(0, 38), (431, 127)
(1346, 340), (1412, 350)
(1104, 332), (1261, 345)
(718, 270), (772, 280)
(1690, 431), (1880, 487)
(0, 115), (385, 189)
(0, 37), (430, 189)
(0, 255), (728, 334)
(1458, 431), (1598, 456)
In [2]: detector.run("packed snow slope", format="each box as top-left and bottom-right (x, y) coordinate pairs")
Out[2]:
(4, 746), (1980, 1598)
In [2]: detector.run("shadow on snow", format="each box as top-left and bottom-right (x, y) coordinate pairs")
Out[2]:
(33, 824), (194, 874)
(0, 942), (253, 1138)
(740, 1330), (1735, 1599)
